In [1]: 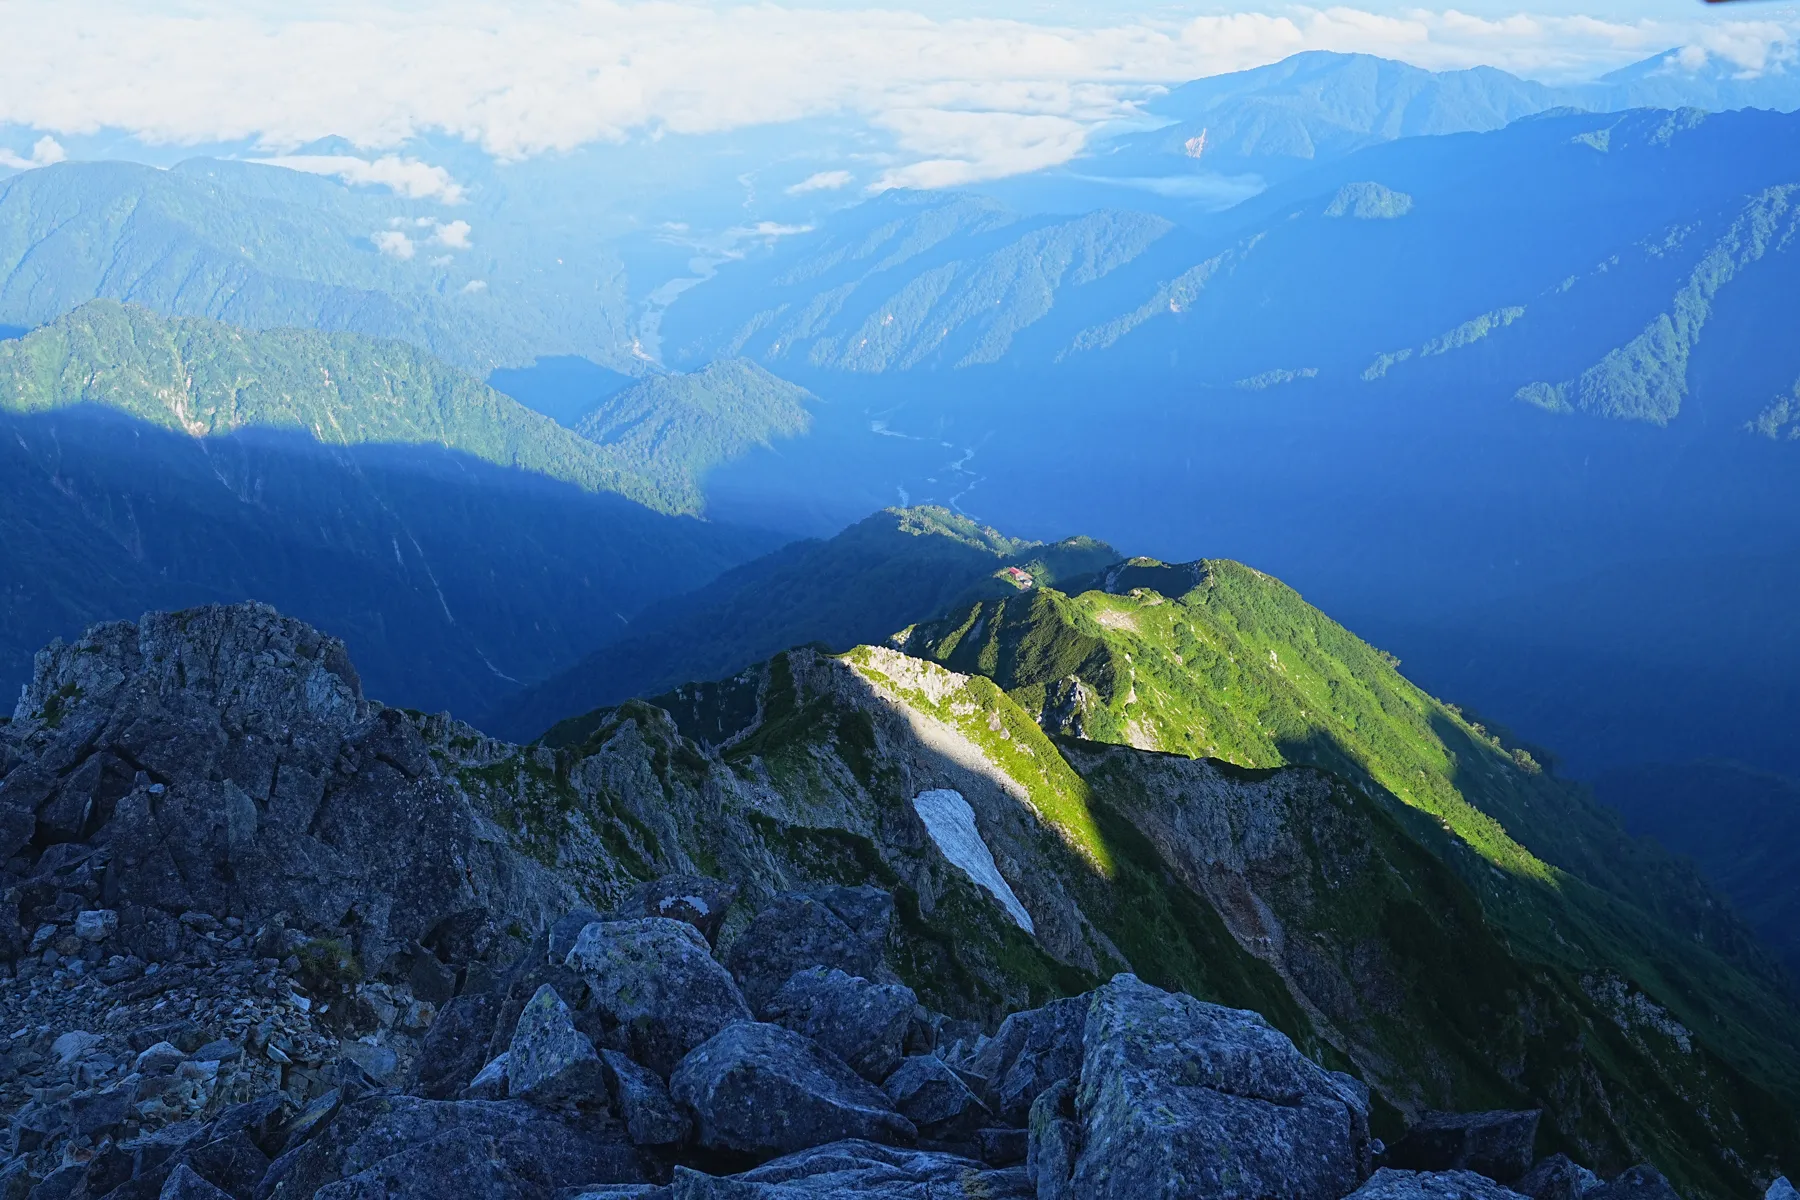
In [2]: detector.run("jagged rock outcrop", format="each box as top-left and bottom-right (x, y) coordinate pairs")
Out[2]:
(0, 604), (574, 972)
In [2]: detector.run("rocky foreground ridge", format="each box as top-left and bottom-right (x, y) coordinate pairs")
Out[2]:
(0, 603), (1796, 1199)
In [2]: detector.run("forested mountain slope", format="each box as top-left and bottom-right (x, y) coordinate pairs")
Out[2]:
(0, 158), (633, 373)
(663, 106), (1800, 431)
(0, 304), (780, 717)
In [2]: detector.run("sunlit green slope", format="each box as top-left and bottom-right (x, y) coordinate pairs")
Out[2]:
(896, 557), (1799, 1111)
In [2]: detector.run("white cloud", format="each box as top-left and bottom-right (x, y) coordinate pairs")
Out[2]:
(787, 169), (854, 194)
(252, 153), (468, 203)
(371, 229), (416, 258)
(431, 218), (472, 248)
(0, 134), (66, 171)
(460, 279), (487, 293)
(0, 3), (1792, 187)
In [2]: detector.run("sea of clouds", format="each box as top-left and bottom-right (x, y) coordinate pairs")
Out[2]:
(0, 0), (1794, 189)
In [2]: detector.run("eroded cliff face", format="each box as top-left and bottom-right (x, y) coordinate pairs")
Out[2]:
(0, 604), (1793, 1199)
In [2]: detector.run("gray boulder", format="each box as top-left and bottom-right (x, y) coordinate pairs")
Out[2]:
(1349, 1168), (1530, 1199)
(309, 1127), (529, 1200)
(1516, 1155), (1602, 1200)
(1769, 1180), (1799, 1200)
(566, 918), (751, 1077)
(881, 1055), (991, 1142)
(601, 1050), (691, 1147)
(662, 1141), (1032, 1198)
(465, 1054), (510, 1100)
(761, 967), (916, 1083)
(670, 1023), (916, 1160)
(1386, 1111), (1541, 1183)
(726, 888), (895, 1012)
(1070, 974), (1372, 1200)
(616, 876), (739, 946)
(162, 1165), (235, 1200)
(1027, 1077), (1079, 1200)
(1588, 1166), (1683, 1200)
(413, 989), (500, 1099)
(508, 984), (610, 1107)
(256, 1094), (648, 1200)
(549, 909), (608, 964)
(962, 996), (1086, 1126)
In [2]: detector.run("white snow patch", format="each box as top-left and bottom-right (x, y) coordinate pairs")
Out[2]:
(911, 788), (1033, 934)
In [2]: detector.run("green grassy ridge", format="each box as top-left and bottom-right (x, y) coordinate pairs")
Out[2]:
(511, 506), (1120, 747)
(0, 301), (807, 517)
(0, 159), (632, 374)
(896, 558), (1800, 1109)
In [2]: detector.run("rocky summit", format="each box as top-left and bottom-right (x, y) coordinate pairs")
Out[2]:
(0, 602), (1795, 1199)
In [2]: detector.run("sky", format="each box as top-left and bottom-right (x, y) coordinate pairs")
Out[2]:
(1, 0), (1796, 186)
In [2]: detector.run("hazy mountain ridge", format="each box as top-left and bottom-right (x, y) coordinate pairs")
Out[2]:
(0, 158), (635, 373)
(488, 505), (1119, 744)
(666, 105), (1800, 438)
(1084, 49), (1800, 189)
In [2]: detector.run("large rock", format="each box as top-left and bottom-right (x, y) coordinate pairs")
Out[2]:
(256, 1094), (647, 1200)
(1516, 1155), (1601, 1200)
(162, 1165), (236, 1200)
(1587, 1166), (1683, 1200)
(507, 984), (610, 1107)
(565, 918), (752, 1076)
(881, 1055), (991, 1142)
(1386, 1111), (1541, 1183)
(601, 1050), (691, 1147)
(309, 1127), (529, 1200)
(413, 990), (500, 1100)
(1027, 1077), (1079, 1200)
(1349, 1168), (1531, 1199)
(670, 1023), (916, 1160)
(1066, 974), (1371, 1200)
(1769, 1181), (1799, 1200)
(961, 996), (1086, 1126)
(661, 1141), (1032, 1198)
(760, 967), (916, 1083)
(616, 876), (739, 946)
(726, 888), (896, 1012)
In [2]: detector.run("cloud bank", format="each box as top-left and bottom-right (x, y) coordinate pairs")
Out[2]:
(0, 135), (66, 171)
(253, 154), (469, 202)
(0, 1), (1794, 186)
